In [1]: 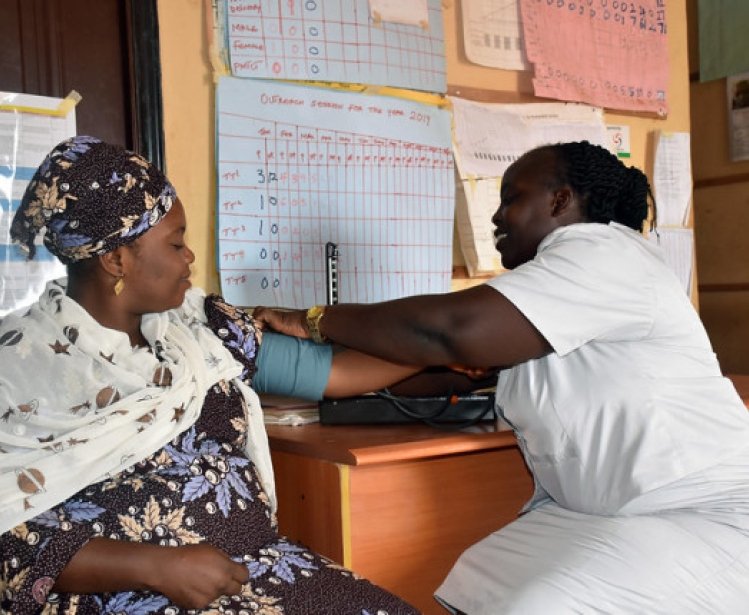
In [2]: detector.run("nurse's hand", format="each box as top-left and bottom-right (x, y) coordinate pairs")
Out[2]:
(252, 306), (309, 339)
(448, 365), (498, 380)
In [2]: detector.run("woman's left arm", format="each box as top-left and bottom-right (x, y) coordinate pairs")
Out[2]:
(253, 331), (422, 399)
(203, 295), (421, 400)
(324, 349), (419, 398)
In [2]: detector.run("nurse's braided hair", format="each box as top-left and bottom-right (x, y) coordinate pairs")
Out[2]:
(537, 141), (656, 233)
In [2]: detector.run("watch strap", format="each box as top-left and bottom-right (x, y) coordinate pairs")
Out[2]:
(306, 305), (328, 344)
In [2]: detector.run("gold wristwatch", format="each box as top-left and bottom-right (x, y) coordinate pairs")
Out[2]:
(305, 305), (328, 344)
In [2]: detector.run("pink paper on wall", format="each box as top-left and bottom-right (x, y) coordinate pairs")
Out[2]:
(520, 0), (669, 116)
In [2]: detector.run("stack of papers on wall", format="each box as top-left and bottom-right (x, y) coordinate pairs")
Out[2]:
(450, 97), (608, 276)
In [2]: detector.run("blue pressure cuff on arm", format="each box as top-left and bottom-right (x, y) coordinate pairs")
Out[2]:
(253, 331), (333, 400)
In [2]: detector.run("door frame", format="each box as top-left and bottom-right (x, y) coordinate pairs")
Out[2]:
(127, 0), (165, 171)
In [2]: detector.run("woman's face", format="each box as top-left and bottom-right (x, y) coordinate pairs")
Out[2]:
(491, 150), (564, 270)
(121, 198), (195, 313)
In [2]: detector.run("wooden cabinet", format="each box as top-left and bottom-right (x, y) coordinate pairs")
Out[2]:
(266, 423), (534, 614)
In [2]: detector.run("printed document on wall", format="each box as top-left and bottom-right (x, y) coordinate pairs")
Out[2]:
(519, 0), (669, 115)
(0, 92), (75, 316)
(654, 131), (692, 227)
(461, 0), (531, 71)
(454, 166), (502, 275)
(648, 228), (694, 295)
(450, 97), (607, 275)
(216, 77), (454, 308)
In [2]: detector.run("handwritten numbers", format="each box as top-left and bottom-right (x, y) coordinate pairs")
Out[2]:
(257, 169), (278, 184)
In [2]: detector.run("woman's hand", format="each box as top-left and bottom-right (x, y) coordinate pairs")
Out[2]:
(55, 538), (248, 609)
(147, 544), (249, 608)
(252, 306), (309, 338)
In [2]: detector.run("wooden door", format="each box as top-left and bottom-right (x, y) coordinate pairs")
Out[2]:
(0, 0), (163, 167)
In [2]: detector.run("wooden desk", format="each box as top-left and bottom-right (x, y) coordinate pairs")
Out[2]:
(266, 422), (533, 614)
(268, 376), (749, 612)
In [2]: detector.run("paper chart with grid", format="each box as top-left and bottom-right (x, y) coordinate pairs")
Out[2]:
(520, 0), (669, 115)
(0, 93), (74, 315)
(216, 77), (454, 308)
(225, 0), (446, 93)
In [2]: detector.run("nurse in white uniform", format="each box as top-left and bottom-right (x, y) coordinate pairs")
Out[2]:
(254, 141), (749, 614)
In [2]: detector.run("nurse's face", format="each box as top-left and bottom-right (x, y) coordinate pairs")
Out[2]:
(491, 150), (565, 270)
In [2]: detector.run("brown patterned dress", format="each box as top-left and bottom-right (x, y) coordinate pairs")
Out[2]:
(0, 298), (419, 615)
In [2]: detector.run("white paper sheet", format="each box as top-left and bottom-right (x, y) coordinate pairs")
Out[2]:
(454, 166), (502, 275)
(451, 98), (608, 178)
(606, 124), (631, 159)
(450, 97), (607, 275)
(461, 0), (530, 71)
(369, 0), (429, 27)
(0, 92), (75, 316)
(648, 227), (694, 295)
(653, 131), (693, 227)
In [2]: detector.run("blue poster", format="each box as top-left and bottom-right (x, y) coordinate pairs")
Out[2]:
(224, 0), (446, 93)
(216, 77), (454, 308)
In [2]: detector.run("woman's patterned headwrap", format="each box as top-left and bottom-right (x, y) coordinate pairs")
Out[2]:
(11, 136), (176, 265)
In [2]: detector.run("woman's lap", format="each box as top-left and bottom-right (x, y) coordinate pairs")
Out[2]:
(68, 536), (417, 614)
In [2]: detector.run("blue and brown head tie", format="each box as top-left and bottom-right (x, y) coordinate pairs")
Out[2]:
(11, 136), (176, 265)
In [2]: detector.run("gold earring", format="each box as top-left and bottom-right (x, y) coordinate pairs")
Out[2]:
(114, 277), (125, 296)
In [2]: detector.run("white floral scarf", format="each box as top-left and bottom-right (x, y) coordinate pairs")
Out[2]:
(0, 280), (274, 534)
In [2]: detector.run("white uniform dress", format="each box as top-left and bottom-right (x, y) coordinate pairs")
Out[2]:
(436, 223), (749, 614)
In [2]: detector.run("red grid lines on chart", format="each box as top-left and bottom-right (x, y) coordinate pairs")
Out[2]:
(217, 113), (454, 308)
(226, 0), (446, 92)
